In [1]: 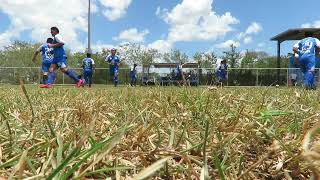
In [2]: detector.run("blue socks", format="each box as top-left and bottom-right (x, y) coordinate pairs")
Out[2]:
(46, 69), (80, 85)
(65, 69), (79, 82)
(304, 71), (315, 88)
(42, 76), (48, 84)
(47, 72), (56, 85)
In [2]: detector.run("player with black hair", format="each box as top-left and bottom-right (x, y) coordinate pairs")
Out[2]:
(32, 37), (54, 85)
(40, 27), (84, 88)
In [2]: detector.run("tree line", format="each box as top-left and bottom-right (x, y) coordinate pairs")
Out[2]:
(0, 41), (291, 85)
(0, 41), (290, 68)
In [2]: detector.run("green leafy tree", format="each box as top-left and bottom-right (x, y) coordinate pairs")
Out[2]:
(0, 41), (40, 67)
(120, 43), (158, 66)
(222, 44), (241, 68)
(162, 50), (188, 63)
(193, 51), (217, 68)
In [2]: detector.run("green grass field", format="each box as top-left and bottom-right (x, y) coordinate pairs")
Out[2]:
(0, 85), (320, 179)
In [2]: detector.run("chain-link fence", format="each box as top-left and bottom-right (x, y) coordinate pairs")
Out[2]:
(0, 66), (314, 86)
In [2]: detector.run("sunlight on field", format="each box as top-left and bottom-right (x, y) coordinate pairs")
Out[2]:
(0, 85), (320, 179)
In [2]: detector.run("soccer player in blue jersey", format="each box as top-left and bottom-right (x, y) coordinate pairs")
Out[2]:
(216, 59), (228, 86)
(176, 62), (183, 81)
(130, 63), (138, 86)
(293, 32), (320, 90)
(105, 48), (120, 87)
(41, 27), (84, 88)
(32, 38), (54, 85)
(82, 53), (95, 87)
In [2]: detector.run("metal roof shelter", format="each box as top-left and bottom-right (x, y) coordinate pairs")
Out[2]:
(143, 63), (199, 68)
(141, 62), (200, 86)
(271, 28), (320, 83)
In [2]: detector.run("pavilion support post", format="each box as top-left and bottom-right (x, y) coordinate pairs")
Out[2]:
(277, 41), (281, 84)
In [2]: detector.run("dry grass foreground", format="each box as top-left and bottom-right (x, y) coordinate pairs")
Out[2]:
(0, 85), (320, 179)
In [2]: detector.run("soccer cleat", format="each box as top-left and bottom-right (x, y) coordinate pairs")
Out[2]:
(76, 79), (84, 88)
(40, 84), (52, 88)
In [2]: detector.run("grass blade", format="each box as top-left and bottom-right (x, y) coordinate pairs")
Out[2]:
(132, 157), (171, 180)
(75, 128), (127, 177)
(168, 126), (175, 147)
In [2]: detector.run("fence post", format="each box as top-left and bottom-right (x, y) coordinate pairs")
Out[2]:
(316, 68), (320, 86)
(38, 68), (41, 84)
(287, 68), (289, 87)
(255, 69), (259, 86)
(227, 69), (229, 86)
(13, 68), (16, 80)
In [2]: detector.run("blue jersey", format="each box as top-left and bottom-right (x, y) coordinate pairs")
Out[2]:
(82, 58), (95, 71)
(176, 64), (182, 76)
(52, 34), (66, 58)
(317, 56), (320, 68)
(217, 64), (228, 77)
(107, 55), (120, 67)
(39, 43), (53, 63)
(295, 37), (320, 57)
(130, 66), (137, 77)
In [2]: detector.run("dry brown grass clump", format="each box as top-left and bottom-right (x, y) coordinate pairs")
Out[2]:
(0, 85), (320, 179)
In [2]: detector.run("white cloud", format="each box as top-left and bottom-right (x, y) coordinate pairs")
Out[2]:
(148, 40), (172, 53)
(258, 42), (265, 47)
(92, 41), (115, 52)
(91, 0), (99, 13)
(156, 7), (161, 16)
(237, 22), (263, 40)
(301, 20), (320, 28)
(237, 32), (245, 40)
(0, 0), (97, 51)
(215, 40), (240, 49)
(160, 0), (239, 42)
(99, 0), (132, 21)
(155, 6), (168, 19)
(0, 30), (18, 48)
(243, 36), (252, 44)
(237, 22), (262, 45)
(113, 28), (149, 43)
(302, 23), (311, 28)
(245, 22), (263, 35)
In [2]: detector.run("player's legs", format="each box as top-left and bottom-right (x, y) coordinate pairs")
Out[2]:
(43, 73), (48, 85)
(306, 56), (316, 89)
(83, 71), (89, 86)
(301, 55), (316, 89)
(134, 77), (137, 86)
(109, 68), (114, 83)
(59, 58), (83, 87)
(60, 60), (77, 82)
(130, 76), (134, 86)
(48, 64), (57, 84)
(88, 71), (93, 87)
(84, 70), (93, 87)
(113, 68), (119, 87)
(46, 56), (61, 86)
(130, 72), (134, 86)
(40, 63), (57, 88)
(41, 62), (50, 84)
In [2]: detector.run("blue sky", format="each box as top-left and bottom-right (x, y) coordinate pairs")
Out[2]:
(0, 0), (319, 58)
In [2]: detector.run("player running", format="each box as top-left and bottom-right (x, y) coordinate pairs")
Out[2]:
(130, 63), (138, 86)
(41, 27), (84, 88)
(216, 59), (228, 86)
(82, 53), (95, 87)
(32, 38), (54, 85)
(293, 32), (320, 90)
(106, 48), (120, 87)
